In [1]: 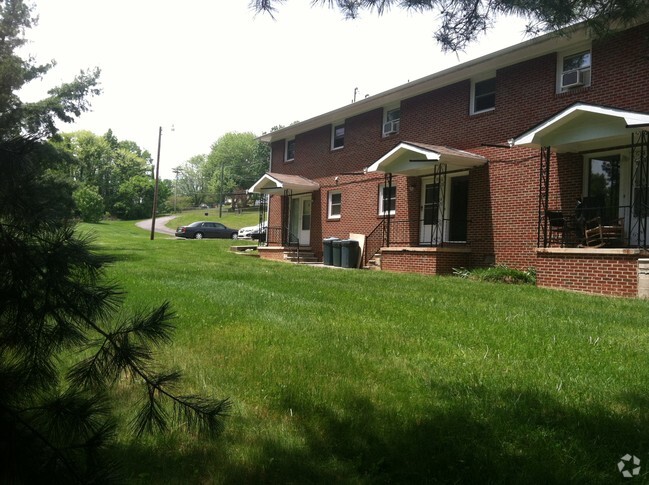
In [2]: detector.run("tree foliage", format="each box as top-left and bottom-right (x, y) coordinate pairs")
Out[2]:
(0, 2), (230, 482)
(73, 183), (104, 223)
(175, 155), (209, 207)
(0, 1), (101, 137)
(250, 0), (648, 51)
(50, 130), (160, 219)
(205, 132), (269, 206)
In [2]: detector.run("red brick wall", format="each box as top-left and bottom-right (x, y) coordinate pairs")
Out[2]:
(265, 23), (649, 273)
(536, 251), (639, 297)
(381, 249), (471, 275)
(257, 247), (286, 262)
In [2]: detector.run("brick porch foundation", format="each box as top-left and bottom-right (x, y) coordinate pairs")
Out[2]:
(380, 247), (471, 275)
(535, 248), (649, 298)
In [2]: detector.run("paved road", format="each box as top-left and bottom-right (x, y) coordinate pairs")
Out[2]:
(135, 215), (178, 236)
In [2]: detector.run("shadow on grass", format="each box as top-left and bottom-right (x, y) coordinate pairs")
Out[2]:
(112, 387), (649, 484)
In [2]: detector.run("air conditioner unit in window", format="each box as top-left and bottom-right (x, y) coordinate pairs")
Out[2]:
(383, 119), (400, 136)
(561, 69), (584, 89)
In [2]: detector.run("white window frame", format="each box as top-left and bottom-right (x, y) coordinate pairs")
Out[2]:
(382, 104), (401, 137)
(285, 138), (295, 162)
(378, 183), (396, 216)
(557, 46), (592, 93)
(328, 190), (342, 219)
(332, 122), (345, 150)
(470, 75), (496, 114)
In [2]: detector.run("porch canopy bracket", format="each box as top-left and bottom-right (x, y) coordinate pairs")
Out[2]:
(512, 103), (649, 249)
(513, 103), (649, 154)
(368, 142), (481, 248)
(537, 146), (551, 247)
(366, 141), (487, 176)
(248, 172), (320, 195)
(248, 173), (319, 247)
(631, 130), (649, 248)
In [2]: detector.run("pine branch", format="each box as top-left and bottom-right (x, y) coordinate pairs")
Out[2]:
(0, 400), (87, 484)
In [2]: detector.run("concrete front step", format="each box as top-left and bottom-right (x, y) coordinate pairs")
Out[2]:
(283, 248), (318, 264)
(365, 252), (382, 270)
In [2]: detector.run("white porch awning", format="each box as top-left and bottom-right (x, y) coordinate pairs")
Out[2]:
(248, 172), (320, 195)
(512, 103), (649, 153)
(366, 141), (487, 176)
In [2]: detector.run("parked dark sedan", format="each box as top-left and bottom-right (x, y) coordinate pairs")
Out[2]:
(175, 221), (238, 239)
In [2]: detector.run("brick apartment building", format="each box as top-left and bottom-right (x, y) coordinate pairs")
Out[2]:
(249, 20), (649, 298)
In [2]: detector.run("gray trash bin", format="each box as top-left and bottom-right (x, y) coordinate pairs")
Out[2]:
(322, 237), (339, 266)
(340, 239), (360, 268)
(332, 239), (342, 267)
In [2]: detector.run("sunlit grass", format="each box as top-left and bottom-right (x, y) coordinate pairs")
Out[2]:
(83, 220), (649, 484)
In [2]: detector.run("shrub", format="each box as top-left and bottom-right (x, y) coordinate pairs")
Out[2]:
(453, 265), (536, 284)
(73, 184), (104, 223)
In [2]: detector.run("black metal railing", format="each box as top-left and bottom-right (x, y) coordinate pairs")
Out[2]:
(364, 219), (386, 267)
(540, 204), (647, 248)
(363, 217), (469, 266)
(265, 226), (301, 248)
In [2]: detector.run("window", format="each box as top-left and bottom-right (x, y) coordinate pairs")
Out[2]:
(332, 123), (345, 149)
(285, 139), (295, 161)
(383, 106), (401, 136)
(559, 49), (591, 91)
(378, 184), (396, 215)
(472, 77), (496, 114)
(328, 191), (341, 219)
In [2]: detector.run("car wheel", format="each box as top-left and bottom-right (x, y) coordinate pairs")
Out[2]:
(231, 233), (238, 239)
(194, 232), (204, 239)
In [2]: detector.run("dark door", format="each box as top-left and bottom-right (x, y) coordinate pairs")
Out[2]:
(449, 176), (469, 241)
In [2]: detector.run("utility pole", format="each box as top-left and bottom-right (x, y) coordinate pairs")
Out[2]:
(150, 126), (163, 240)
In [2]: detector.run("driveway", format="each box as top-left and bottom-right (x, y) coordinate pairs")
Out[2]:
(135, 215), (178, 236)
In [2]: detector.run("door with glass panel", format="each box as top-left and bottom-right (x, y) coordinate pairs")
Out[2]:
(420, 178), (440, 245)
(289, 196), (311, 245)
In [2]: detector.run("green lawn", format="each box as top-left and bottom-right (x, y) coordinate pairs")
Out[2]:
(86, 220), (649, 484)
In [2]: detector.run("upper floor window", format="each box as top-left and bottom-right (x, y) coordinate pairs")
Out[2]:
(383, 106), (400, 137)
(378, 183), (396, 216)
(328, 191), (341, 219)
(559, 49), (591, 92)
(285, 139), (295, 162)
(332, 123), (345, 150)
(471, 77), (496, 114)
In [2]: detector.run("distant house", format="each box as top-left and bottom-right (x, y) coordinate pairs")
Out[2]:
(249, 20), (649, 298)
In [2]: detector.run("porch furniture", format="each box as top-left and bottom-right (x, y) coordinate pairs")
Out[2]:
(584, 217), (624, 247)
(545, 210), (566, 246)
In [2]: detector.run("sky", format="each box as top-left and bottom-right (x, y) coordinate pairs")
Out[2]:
(19, 1), (530, 179)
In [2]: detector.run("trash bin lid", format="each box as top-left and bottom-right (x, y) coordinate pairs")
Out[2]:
(339, 239), (359, 247)
(332, 239), (343, 246)
(323, 237), (339, 242)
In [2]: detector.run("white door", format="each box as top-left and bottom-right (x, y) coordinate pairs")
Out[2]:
(420, 178), (440, 245)
(289, 196), (311, 246)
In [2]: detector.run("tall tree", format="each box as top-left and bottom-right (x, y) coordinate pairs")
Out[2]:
(251, 0), (647, 52)
(51, 130), (161, 219)
(0, 1), (101, 138)
(177, 154), (210, 207)
(0, 2), (229, 482)
(205, 132), (268, 207)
